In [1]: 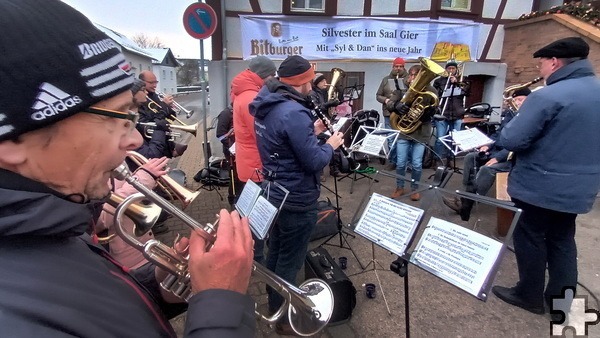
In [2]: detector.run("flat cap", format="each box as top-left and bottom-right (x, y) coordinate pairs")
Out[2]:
(533, 37), (589, 58)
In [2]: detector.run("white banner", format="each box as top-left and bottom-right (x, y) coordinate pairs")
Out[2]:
(240, 16), (480, 61)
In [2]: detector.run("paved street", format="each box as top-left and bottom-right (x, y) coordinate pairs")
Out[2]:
(156, 94), (600, 337)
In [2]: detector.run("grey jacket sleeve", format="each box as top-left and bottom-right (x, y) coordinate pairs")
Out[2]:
(184, 289), (256, 338)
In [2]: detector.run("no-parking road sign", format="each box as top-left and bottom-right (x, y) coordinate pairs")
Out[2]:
(183, 3), (217, 40)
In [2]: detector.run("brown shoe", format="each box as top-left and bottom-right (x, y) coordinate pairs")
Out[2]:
(410, 192), (421, 201)
(391, 187), (404, 199)
(442, 196), (461, 213)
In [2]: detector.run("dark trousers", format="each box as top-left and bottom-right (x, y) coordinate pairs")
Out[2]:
(266, 207), (317, 313)
(512, 199), (578, 307)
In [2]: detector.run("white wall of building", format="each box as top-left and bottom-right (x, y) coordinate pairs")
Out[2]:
(152, 65), (178, 95)
(124, 52), (153, 79)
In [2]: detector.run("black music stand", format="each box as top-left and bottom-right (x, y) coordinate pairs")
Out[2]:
(319, 170), (366, 269)
(438, 81), (464, 174)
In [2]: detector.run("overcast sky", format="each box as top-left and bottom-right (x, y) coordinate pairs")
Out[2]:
(61, 0), (212, 59)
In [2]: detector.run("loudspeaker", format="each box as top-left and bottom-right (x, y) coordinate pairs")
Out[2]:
(305, 247), (356, 325)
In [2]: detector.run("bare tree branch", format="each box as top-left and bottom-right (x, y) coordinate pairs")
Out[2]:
(131, 33), (166, 48)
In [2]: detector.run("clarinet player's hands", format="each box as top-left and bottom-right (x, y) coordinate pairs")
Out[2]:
(326, 131), (345, 150)
(188, 209), (254, 295)
(314, 119), (326, 135)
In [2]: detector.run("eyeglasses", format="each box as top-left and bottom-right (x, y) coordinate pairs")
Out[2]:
(145, 80), (159, 84)
(85, 107), (140, 129)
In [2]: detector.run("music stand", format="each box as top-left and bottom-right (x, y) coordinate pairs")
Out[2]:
(439, 81), (464, 173)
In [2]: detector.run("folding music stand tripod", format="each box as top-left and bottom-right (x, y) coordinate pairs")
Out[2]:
(438, 81), (464, 174)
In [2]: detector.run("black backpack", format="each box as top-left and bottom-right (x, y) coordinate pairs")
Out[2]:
(193, 158), (230, 186)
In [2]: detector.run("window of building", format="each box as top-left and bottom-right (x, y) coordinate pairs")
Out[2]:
(162, 70), (166, 79)
(291, 0), (325, 12)
(441, 0), (471, 11)
(171, 71), (174, 80)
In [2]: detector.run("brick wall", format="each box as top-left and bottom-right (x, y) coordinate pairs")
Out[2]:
(502, 14), (600, 87)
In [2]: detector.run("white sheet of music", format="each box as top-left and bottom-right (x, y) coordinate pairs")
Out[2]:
(332, 117), (349, 133)
(235, 180), (261, 217)
(442, 86), (463, 98)
(354, 193), (424, 256)
(451, 128), (494, 152)
(248, 195), (277, 240)
(410, 217), (503, 297)
(228, 142), (236, 156)
(358, 134), (388, 156)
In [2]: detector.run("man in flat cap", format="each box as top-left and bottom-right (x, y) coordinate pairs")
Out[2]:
(493, 36), (600, 322)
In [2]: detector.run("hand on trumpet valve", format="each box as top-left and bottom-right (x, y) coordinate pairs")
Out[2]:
(162, 94), (174, 106)
(326, 131), (345, 150)
(188, 209), (254, 295)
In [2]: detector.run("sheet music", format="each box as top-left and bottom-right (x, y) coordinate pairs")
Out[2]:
(442, 86), (463, 98)
(410, 217), (503, 297)
(235, 180), (261, 217)
(248, 195), (277, 240)
(358, 134), (387, 156)
(451, 128), (494, 152)
(228, 142), (236, 156)
(354, 193), (424, 256)
(331, 117), (349, 133)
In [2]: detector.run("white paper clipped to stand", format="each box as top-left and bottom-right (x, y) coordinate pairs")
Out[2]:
(248, 196), (278, 240)
(358, 134), (388, 156)
(451, 128), (494, 152)
(354, 193), (424, 256)
(228, 142), (236, 156)
(410, 217), (503, 298)
(235, 180), (261, 217)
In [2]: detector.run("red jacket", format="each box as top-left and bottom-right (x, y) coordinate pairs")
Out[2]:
(231, 69), (264, 182)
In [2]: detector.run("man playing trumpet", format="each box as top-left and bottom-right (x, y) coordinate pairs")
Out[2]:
(0, 1), (255, 336)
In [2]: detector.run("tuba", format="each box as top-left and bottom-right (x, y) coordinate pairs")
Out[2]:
(503, 77), (543, 112)
(390, 57), (446, 134)
(111, 164), (334, 336)
(326, 68), (345, 118)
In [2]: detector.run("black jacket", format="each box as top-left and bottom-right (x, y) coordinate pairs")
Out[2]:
(433, 76), (469, 120)
(0, 169), (256, 337)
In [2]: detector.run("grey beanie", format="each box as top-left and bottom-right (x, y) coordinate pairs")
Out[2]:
(249, 56), (277, 79)
(0, 0), (133, 141)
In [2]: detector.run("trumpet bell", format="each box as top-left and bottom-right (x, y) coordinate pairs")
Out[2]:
(288, 279), (334, 336)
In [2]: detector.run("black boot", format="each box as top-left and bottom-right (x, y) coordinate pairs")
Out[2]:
(459, 198), (474, 221)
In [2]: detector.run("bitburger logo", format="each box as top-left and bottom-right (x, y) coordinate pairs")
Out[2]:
(31, 83), (82, 121)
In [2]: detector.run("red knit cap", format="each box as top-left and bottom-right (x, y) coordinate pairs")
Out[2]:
(393, 57), (405, 66)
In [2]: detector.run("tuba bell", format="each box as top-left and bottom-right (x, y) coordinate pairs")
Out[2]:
(326, 68), (345, 118)
(390, 57), (446, 134)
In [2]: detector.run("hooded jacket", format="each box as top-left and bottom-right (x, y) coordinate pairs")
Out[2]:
(249, 79), (333, 210)
(498, 59), (600, 214)
(0, 169), (256, 337)
(231, 69), (265, 182)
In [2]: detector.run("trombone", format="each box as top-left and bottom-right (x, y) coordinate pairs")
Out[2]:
(112, 164), (334, 336)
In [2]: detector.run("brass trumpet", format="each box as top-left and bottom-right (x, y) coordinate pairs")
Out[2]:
(96, 192), (162, 244)
(127, 151), (200, 209)
(139, 121), (199, 140)
(112, 164), (334, 336)
(157, 91), (194, 118)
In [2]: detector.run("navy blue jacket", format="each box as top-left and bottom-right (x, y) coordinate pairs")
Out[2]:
(498, 59), (600, 214)
(0, 169), (256, 337)
(249, 79), (333, 210)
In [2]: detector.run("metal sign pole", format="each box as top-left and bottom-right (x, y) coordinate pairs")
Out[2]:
(200, 38), (209, 168)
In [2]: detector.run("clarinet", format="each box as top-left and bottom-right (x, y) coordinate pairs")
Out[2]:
(310, 99), (360, 171)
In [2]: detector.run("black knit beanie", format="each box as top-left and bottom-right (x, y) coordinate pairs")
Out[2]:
(278, 55), (315, 86)
(0, 0), (133, 141)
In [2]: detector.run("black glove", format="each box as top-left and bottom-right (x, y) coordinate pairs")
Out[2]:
(154, 119), (169, 131)
(393, 102), (411, 116)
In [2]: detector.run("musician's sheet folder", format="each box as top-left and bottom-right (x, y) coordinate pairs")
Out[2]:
(353, 193), (424, 256)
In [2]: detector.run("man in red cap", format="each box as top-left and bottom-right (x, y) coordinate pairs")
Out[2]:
(376, 57), (408, 170)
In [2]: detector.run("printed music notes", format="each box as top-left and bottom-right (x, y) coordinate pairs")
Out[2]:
(353, 193), (424, 256)
(410, 217), (503, 298)
(235, 180), (277, 239)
